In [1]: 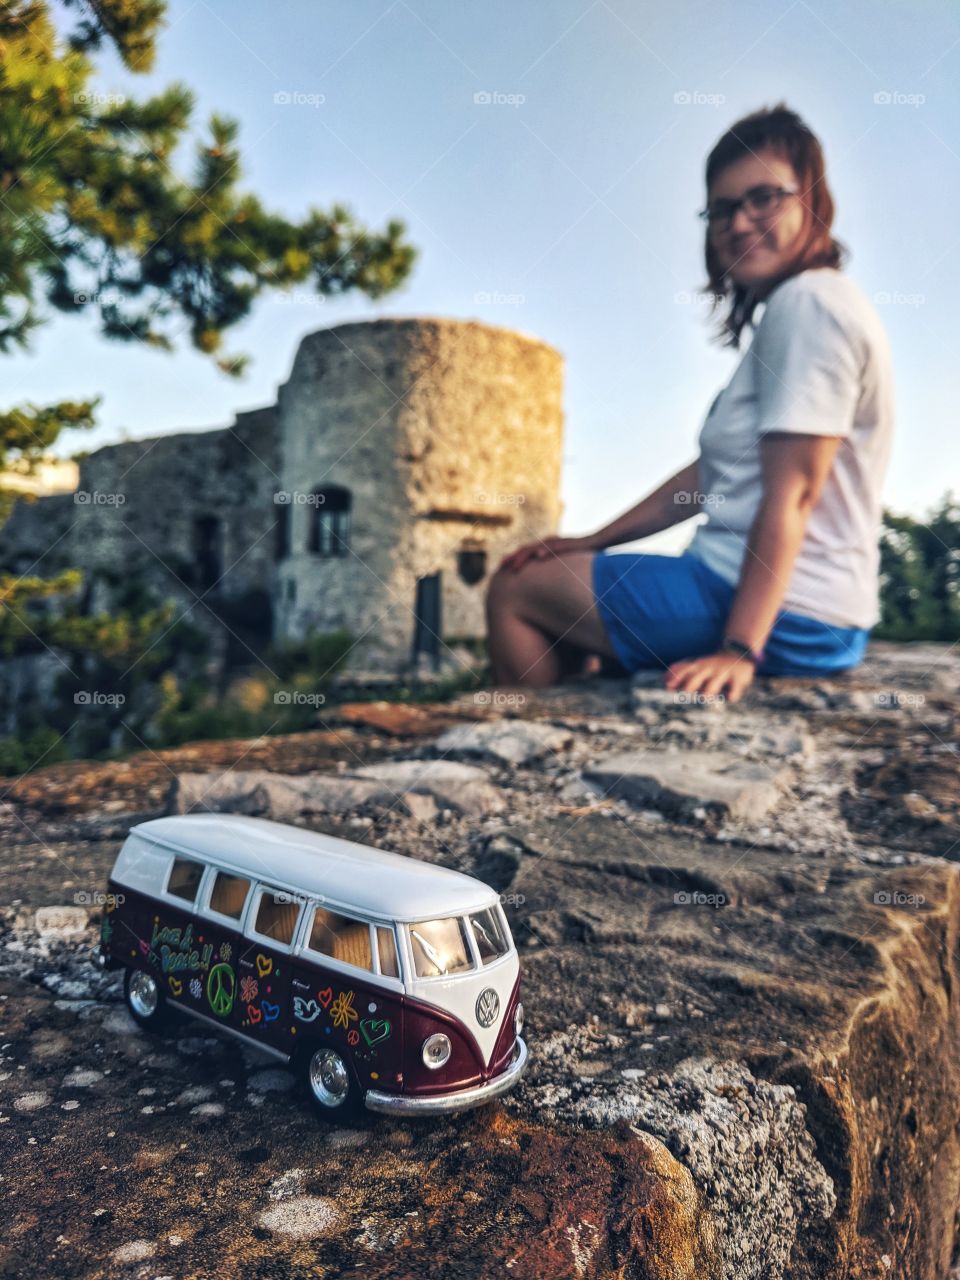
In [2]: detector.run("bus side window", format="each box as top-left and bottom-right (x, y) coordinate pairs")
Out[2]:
(376, 926), (399, 978)
(308, 907), (373, 971)
(253, 890), (301, 947)
(167, 857), (204, 903)
(209, 871), (250, 920)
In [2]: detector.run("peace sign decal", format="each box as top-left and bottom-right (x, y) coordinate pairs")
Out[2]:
(207, 962), (236, 1017)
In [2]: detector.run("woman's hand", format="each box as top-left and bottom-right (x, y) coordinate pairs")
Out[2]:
(498, 534), (598, 573)
(664, 650), (755, 704)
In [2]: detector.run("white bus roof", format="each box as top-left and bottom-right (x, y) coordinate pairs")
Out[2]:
(123, 814), (498, 922)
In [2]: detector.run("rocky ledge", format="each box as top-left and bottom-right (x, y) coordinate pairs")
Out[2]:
(2, 642), (960, 1279)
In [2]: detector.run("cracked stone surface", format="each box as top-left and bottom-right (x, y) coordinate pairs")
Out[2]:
(433, 718), (574, 766)
(2, 641), (960, 1278)
(581, 748), (790, 822)
(169, 758), (506, 821)
(347, 758), (507, 817)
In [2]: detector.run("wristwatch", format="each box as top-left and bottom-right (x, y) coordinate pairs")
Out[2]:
(721, 635), (765, 667)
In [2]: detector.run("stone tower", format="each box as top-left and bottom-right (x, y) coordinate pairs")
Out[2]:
(273, 317), (565, 672)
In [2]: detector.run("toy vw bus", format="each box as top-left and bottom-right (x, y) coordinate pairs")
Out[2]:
(94, 814), (527, 1117)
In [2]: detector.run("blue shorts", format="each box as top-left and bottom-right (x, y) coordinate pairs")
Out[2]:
(591, 550), (870, 677)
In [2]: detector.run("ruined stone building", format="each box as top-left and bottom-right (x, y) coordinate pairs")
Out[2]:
(1, 318), (565, 674)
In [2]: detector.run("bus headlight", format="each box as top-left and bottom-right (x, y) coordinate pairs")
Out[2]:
(514, 1001), (524, 1036)
(422, 1033), (451, 1070)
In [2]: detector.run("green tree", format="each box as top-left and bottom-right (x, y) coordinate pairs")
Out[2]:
(0, 0), (416, 372)
(878, 494), (960, 641)
(0, 0), (416, 685)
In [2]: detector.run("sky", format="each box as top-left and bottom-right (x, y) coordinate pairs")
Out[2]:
(12, 0), (960, 552)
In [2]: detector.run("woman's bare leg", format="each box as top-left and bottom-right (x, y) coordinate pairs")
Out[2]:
(485, 552), (619, 687)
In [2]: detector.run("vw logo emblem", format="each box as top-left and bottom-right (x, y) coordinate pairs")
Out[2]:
(476, 987), (499, 1028)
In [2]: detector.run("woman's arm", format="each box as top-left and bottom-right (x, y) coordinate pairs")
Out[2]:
(665, 432), (843, 702)
(499, 459), (702, 571)
(589, 458), (703, 549)
(721, 433), (842, 650)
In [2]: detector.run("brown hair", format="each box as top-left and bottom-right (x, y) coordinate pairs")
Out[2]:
(702, 103), (848, 348)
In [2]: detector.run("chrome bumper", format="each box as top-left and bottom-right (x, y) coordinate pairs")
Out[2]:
(364, 1036), (528, 1116)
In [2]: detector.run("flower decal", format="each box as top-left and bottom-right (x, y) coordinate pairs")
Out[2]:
(330, 990), (358, 1030)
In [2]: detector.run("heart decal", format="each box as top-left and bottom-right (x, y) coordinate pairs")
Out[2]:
(247, 1003), (262, 1024)
(261, 1001), (280, 1023)
(318, 986), (333, 1008)
(256, 953), (273, 978)
(168, 977), (183, 997)
(360, 1018), (391, 1046)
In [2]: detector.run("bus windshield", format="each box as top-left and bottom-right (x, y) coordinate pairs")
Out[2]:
(406, 916), (473, 978)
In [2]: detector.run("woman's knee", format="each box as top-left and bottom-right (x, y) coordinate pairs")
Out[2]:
(485, 564), (524, 616)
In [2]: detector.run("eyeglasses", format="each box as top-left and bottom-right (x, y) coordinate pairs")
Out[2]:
(698, 184), (799, 232)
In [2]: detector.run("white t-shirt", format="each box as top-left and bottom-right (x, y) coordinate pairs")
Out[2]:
(686, 266), (895, 630)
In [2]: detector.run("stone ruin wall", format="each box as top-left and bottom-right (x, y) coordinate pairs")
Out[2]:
(1, 317), (565, 678)
(71, 405), (282, 612)
(1, 406), (281, 662)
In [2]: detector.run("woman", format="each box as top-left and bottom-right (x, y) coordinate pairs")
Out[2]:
(486, 103), (894, 704)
